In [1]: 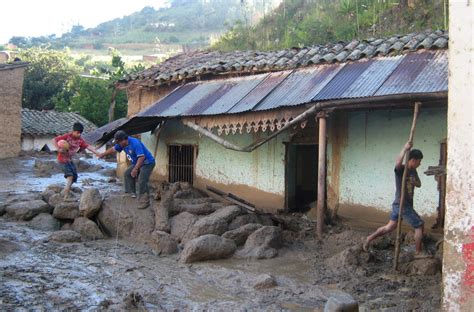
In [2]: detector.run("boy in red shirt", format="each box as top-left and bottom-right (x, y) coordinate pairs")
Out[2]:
(53, 122), (99, 200)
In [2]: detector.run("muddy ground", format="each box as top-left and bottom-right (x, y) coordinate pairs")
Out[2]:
(0, 153), (442, 311)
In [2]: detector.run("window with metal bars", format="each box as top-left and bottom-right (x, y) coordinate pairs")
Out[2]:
(168, 145), (194, 184)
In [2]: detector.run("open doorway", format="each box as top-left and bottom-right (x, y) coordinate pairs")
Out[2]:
(286, 144), (318, 212)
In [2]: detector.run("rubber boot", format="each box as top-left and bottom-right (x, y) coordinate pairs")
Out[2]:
(137, 193), (150, 209)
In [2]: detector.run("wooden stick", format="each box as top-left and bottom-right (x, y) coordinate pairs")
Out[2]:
(393, 102), (421, 270)
(316, 112), (328, 240)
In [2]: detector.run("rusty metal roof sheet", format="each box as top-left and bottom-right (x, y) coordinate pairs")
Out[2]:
(137, 50), (447, 119)
(255, 65), (344, 111)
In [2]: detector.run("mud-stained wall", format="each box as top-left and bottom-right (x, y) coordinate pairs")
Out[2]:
(126, 85), (175, 117)
(331, 107), (447, 218)
(141, 119), (289, 212)
(442, 2), (474, 310)
(0, 66), (25, 159)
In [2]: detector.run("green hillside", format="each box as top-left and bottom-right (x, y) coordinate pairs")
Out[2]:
(10, 0), (277, 52)
(213, 0), (448, 51)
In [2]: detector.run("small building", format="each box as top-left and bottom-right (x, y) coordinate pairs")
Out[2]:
(0, 62), (28, 159)
(21, 108), (100, 152)
(93, 30), (448, 226)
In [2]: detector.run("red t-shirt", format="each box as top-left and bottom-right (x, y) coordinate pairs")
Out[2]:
(54, 133), (89, 163)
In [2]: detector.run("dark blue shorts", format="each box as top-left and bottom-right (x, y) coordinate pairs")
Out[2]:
(390, 203), (424, 229)
(63, 161), (78, 183)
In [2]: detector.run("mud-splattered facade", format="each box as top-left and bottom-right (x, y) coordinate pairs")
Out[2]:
(442, 2), (474, 310)
(0, 62), (28, 159)
(104, 31), (449, 219)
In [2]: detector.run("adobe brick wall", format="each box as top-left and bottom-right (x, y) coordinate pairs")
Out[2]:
(0, 66), (25, 159)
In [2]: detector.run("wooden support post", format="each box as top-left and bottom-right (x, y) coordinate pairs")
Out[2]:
(316, 112), (328, 240)
(393, 102), (421, 270)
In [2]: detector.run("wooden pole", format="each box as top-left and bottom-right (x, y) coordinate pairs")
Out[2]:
(393, 102), (421, 270)
(317, 112), (327, 240)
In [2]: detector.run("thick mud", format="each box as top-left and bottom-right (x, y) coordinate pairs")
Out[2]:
(0, 154), (442, 311)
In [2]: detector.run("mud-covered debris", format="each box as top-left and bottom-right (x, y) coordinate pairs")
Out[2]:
(29, 213), (61, 231)
(170, 212), (198, 243)
(223, 223), (262, 246)
(5, 199), (51, 221)
(97, 194), (155, 241)
(235, 226), (283, 259)
(324, 291), (358, 312)
(402, 257), (441, 276)
(180, 234), (236, 263)
(326, 246), (373, 274)
(48, 230), (82, 243)
(72, 217), (104, 240)
(122, 292), (147, 310)
(253, 274), (277, 290)
(79, 188), (103, 218)
(148, 230), (178, 255)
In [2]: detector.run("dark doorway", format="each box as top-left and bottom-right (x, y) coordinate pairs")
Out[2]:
(286, 144), (318, 212)
(168, 145), (194, 184)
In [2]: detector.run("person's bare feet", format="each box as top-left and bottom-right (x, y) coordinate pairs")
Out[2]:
(362, 238), (370, 252)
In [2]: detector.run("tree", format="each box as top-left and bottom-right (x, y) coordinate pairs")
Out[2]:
(19, 47), (79, 110)
(54, 77), (127, 126)
(9, 36), (29, 48)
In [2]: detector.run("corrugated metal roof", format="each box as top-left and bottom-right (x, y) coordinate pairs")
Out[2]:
(138, 50), (447, 118)
(229, 71), (291, 113)
(255, 65), (343, 111)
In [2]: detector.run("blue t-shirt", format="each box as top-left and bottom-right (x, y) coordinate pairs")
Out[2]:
(114, 137), (155, 165)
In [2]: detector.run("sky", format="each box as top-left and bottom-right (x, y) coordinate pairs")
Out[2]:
(0, 0), (169, 44)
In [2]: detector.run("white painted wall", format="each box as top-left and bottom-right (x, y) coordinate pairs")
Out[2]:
(443, 1), (474, 310)
(21, 135), (105, 153)
(335, 108), (447, 216)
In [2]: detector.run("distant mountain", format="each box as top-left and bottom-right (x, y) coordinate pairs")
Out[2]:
(10, 0), (282, 52)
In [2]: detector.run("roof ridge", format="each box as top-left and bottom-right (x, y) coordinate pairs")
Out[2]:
(119, 30), (448, 88)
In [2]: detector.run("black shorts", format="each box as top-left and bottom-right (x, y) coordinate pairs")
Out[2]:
(63, 161), (78, 183)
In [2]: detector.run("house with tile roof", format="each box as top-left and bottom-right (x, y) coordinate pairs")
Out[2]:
(0, 62), (29, 159)
(21, 109), (101, 152)
(93, 30), (448, 227)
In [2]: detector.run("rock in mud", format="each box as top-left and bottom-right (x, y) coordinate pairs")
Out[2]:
(5, 199), (51, 221)
(53, 201), (80, 220)
(48, 230), (82, 243)
(5, 193), (42, 205)
(253, 274), (277, 290)
(148, 230), (178, 255)
(228, 213), (261, 230)
(79, 188), (103, 218)
(222, 223), (263, 246)
(34, 159), (61, 176)
(72, 217), (104, 240)
(98, 195), (155, 242)
(402, 257), (441, 276)
(182, 216), (228, 243)
(324, 292), (359, 312)
(326, 246), (373, 273)
(183, 205), (241, 242)
(180, 234), (237, 263)
(29, 213), (61, 231)
(235, 226), (283, 259)
(170, 212), (198, 243)
(174, 202), (216, 215)
(0, 238), (24, 255)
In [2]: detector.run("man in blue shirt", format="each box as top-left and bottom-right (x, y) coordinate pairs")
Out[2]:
(99, 130), (155, 208)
